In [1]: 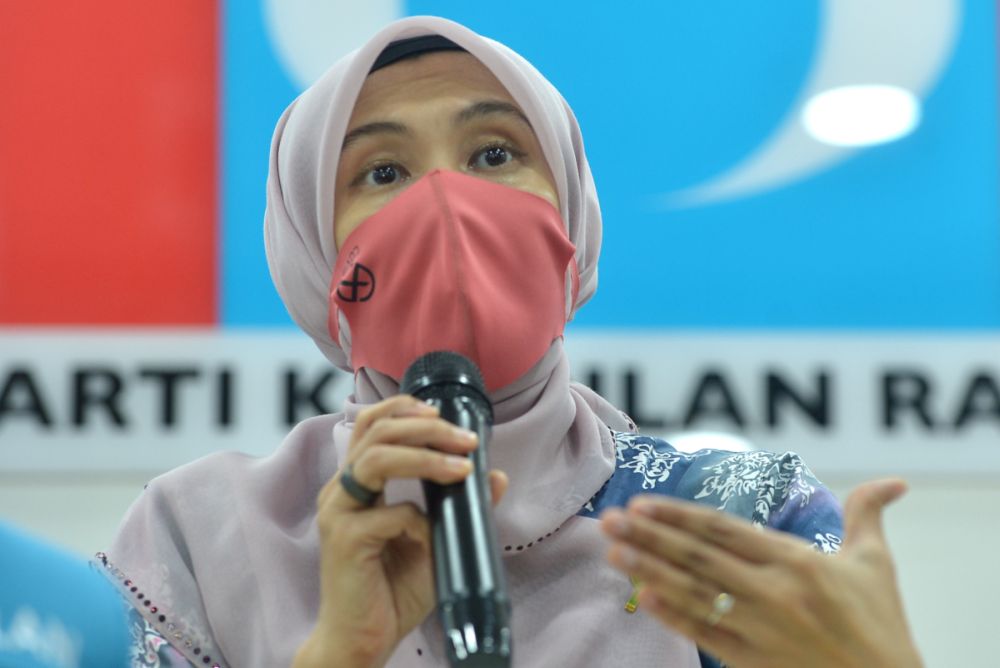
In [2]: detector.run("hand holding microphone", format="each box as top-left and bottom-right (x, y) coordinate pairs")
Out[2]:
(295, 352), (509, 668)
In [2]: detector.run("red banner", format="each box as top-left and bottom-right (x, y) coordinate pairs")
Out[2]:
(0, 2), (218, 324)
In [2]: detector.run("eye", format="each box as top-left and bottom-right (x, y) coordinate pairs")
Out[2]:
(470, 143), (522, 170)
(361, 163), (409, 187)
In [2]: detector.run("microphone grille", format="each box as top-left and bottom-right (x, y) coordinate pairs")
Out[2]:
(401, 350), (487, 396)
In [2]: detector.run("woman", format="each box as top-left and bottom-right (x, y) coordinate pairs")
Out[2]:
(99, 16), (909, 668)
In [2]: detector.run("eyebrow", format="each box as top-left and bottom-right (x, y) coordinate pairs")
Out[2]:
(453, 100), (533, 129)
(341, 121), (410, 153)
(340, 100), (533, 154)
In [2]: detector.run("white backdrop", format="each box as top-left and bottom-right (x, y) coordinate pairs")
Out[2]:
(3, 330), (998, 475)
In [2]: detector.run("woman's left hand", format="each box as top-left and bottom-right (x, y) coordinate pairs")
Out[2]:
(599, 479), (923, 668)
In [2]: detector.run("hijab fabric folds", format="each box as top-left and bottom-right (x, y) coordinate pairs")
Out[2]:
(105, 16), (700, 667)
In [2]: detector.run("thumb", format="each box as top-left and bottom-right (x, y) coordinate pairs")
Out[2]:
(489, 469), (509, 506)
(843, 478), (908, 551)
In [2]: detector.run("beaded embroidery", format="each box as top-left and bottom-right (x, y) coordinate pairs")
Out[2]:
(95, 552), (222, 668)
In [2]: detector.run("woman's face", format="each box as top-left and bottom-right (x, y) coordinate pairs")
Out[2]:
(333, 51), (559, 249)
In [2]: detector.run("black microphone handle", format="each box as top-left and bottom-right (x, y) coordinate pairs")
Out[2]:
(422, 393), (511, 667)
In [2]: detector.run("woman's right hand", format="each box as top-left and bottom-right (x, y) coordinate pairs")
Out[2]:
(293, 395), (508, 668)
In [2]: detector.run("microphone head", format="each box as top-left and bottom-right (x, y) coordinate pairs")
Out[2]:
(401, 350), (489, 402)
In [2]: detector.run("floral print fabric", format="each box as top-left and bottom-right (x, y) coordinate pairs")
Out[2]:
(580, 432), (843, 555)
(125, 607), (196, 667)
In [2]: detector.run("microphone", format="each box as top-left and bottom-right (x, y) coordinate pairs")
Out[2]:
(401, 351), (511, 667)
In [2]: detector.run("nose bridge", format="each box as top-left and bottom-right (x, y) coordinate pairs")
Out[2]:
(420, 140), (462, 177)
(410, 100), (465, 178)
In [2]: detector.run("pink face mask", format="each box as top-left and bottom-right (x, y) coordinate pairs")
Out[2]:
(329, 169), (578, 391)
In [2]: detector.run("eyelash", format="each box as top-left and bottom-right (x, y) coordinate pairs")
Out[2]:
(351, 141), (526, 189)
(469, 140), (525, 169)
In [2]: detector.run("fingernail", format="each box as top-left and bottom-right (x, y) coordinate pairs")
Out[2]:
(452, 427), (478, 443)
(444, 455), (472, 473)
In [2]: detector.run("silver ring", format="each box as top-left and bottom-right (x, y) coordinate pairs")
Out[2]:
(705, 592), (734, 627)
(339, 463), (381, 507)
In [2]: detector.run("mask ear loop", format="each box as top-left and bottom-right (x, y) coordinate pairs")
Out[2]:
(327, 288), (355, 369)
(336, 310), (353, 362)
(564, 257), (580, 322)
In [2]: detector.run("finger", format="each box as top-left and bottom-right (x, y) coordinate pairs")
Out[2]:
(637, 589), (753, 667)
(843, 478), (908, 551)
(354, 445), (474, 487)
(328, 446), (474, 511)
(353, 395), (437, 441)
(606, 542), (736, 630)
(319, 417), (478, 511)
(489, 470), (509, 506)
(626, 496), (809, 564)
(358, 415), (479, 454)
(600, 508), (762, 598)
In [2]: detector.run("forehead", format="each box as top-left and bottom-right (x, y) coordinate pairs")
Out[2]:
(349, 51), (518, 122)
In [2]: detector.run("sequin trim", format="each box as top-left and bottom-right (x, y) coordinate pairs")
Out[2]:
(95, 552), (222, 668)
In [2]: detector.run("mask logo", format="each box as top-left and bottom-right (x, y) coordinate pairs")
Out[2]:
(336, 263), (375, 303)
